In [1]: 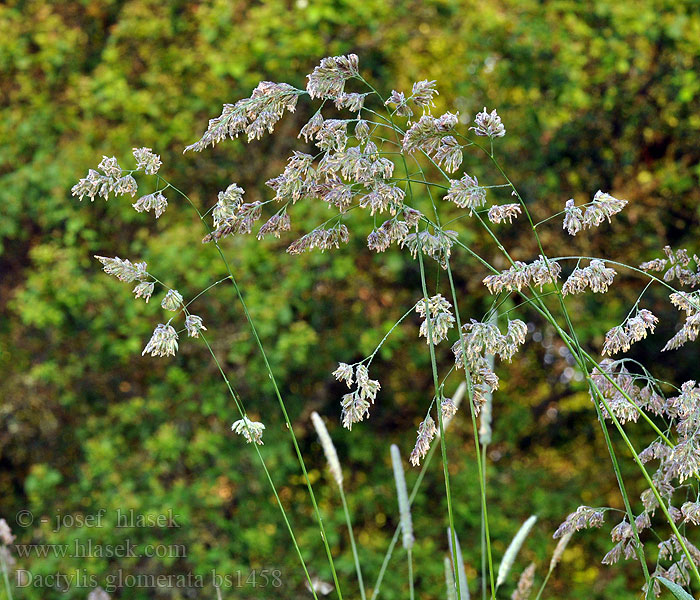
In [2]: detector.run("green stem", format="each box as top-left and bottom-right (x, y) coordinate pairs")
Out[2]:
(167, 181), (343, 599)
(416, 243), (465, 600)
(407, 145), (495, 600)
(198, 331), (320, 599)
(339, 486), (367, 600)
(445, 262), (496, 600)
(533, 569), (553, 600)
(358, 74), (463, 600)
(481, 441), (488, 600)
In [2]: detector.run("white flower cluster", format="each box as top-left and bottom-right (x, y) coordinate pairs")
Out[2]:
(414, 294), (455, 344)
(662, 291), (700, 351)
(331, 92), (369, 113)
(333, 363), (381, 430)
(411, 80), (439, 108)
(591, 360), (644, 424)
(487, 203), (521, 224)
(602, 519), (639, 566)
(452, 318), (527, 412)
(401, 229), (457, 270)
(286, 224), (350, 255)
(72, 156), (137, 202)
(132, 191), (168, 219)
(132, 281), (154, 302)
(231, 416), (266, 445)
(161, 289), (183, 311)
(409, 416), (436, 466)
(306, 54), (359, 99)
(553, 506), (605, 539)
(95, 255), (148, 283)
(261, 90), (414, 256)
(385, 90), (412, 117)
(681, 502), (700, 526)
(73, 149), (165, 210)
(483, 256), (561, 294)
(444, 174), (486, 213)
(385, 80), (439, 117)
(213, 183), (246, 227)
(203, 201), (263, 243)
(266, 152), (315, 203)
(367, 208), (422, 253)
(94, 256), (207, 357)
(471, 107), (505, 138)
(132, 147), (162, 174)
(640, 246), (700, 287)
(359, 181), (406, 215)
(433, 136), (463, 173)
(257, 213), (292, 240)
(561, 260), (616, 295)
(563, 191), (627, 236)
(201, 182), (267, 243)
(408, 391), (463, 468)
(315, 119), (350, 152)
(401, 112), (459, 156)
(142, 324), (178, 358)
(185, 81), (301, 151)
(591, 359), (666, 427)
(73, 149), (169, 219)
(602, 309), (659, 356)
(185, 314), (207, 338)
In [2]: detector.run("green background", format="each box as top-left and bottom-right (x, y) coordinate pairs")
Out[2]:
(2, 0), (700, 598)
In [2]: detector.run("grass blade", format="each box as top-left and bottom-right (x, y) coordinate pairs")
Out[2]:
(657, 577), (694, 600)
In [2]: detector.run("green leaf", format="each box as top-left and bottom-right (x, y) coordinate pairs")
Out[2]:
(657, 577), (695, 600)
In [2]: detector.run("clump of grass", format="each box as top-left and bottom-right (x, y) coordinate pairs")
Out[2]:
(71, 53), (700, 599)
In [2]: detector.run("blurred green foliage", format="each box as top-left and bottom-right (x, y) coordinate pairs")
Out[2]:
(1, 0), (699, 598)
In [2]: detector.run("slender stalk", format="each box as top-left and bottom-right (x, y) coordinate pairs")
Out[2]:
(198, 331), (320, 599)
(480, 442), (488, 600)
(339, 487), (367, 600)
(445, 263), (496, 599)
(416, 245), (465, 600)
(167, 181), (344, 598)
(590, 392), (651, 580)
(183, 276), (231, 309)
(533, 570), (553, 600)
(408, 151), (496, 600)
(359, 73), (464, 600)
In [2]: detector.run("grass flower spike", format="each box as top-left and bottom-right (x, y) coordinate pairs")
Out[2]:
(311, 412), (343, 487)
